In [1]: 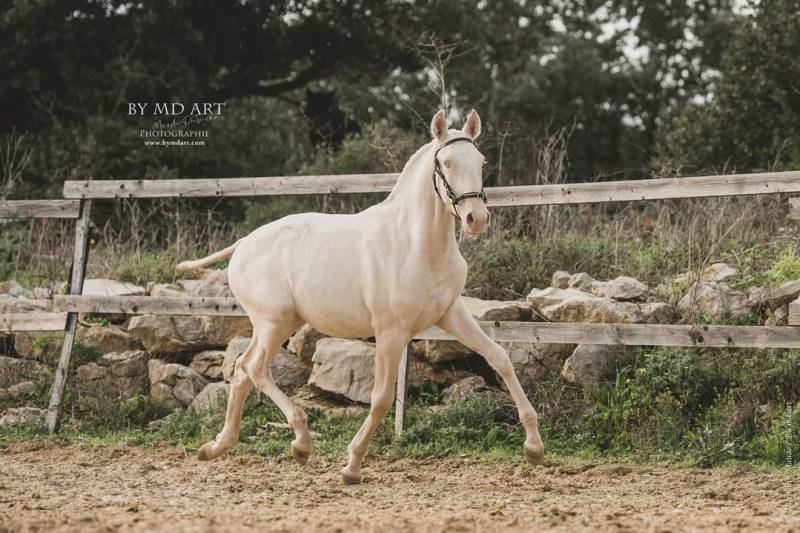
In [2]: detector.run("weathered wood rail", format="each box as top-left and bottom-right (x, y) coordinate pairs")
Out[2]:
(50, 295), (800, 348)
(4, 168), (800, 435)
(63, 169), (800, 206)
(0, 199), (81, 219)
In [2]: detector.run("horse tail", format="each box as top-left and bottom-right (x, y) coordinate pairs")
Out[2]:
(176, 239), (241, 270)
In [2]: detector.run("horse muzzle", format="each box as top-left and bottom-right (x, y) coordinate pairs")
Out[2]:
(461, 203), (491, 235)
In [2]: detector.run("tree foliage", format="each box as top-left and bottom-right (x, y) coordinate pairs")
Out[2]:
(656, 0), (800, 172)
(6, 0), (794, 197)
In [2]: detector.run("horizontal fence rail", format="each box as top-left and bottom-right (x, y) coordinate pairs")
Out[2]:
(63, 170), (800, 205)
(0, 200), (81, 219)
(63, 174), (399, 199)
(50, 295), (800, 348)
(5, 167), (800, 435)
(0, 313), (67, 332)
(54, 295), (244, 316)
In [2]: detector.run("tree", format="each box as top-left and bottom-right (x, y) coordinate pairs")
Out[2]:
(0, 0), (420, 134)
(655, 0), (800, 172)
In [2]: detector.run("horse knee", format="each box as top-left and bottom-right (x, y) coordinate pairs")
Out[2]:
(370, 394), (394, 417)
(483, 345), (515, 378)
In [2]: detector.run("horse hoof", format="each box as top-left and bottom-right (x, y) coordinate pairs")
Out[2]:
(198, 442), (216, 461)
(524, 442), (544, 466)
(341, 467), (362, 485)
(291, 441), (310, 465)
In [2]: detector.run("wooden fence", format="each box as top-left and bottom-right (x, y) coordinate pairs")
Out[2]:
(4, 169), (800, 435)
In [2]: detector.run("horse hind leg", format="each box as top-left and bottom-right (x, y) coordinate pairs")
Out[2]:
(243, 321), (312, 465)
(198, 335), (257, 461)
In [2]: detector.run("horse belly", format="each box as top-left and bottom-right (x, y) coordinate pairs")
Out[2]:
(287, 230), (374, 338)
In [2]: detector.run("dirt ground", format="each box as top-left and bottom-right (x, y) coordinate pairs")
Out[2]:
(1, 442), (798, 532)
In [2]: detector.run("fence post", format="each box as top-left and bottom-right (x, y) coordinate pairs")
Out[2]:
(394, 344), (410, 436)
(46, 199), (92, 434)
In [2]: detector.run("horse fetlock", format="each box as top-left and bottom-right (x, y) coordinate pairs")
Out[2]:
(291, 407), (309, 434)
(520, 410), (539, 429)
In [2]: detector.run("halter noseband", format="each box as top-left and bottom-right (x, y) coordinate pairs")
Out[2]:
(432, 137), (488, 218)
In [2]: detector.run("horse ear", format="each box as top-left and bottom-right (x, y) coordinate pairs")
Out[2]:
(430, 110), (448, 141)
(462, 109), (481, 140)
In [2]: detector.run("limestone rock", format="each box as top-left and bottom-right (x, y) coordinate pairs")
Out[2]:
(700, 263), (739, 283)
(79, 325), (142, 354)
(82, 279), (145, 297)
(462, 296), (534, 321)
(3, 381), (35, 400)
(568, 272), (596, 292)
(749, 280), (800, 310)
(0, 356), (47, 388)
(591, 276), (648, 301)
(677, 282), (749, 319)
(161, 269), (232, 298)
(77, 350), (148, 402)
(766, 305), (789, 327)
(308, 339), (375, 403)
(288, 324), (327, 365)
(675, 263), (739, 286)
(0, 407), (46, 427)
(191, 382), (230, 413)
(291, 385), (368, 418)
(407, 353), (475, 388)
(413, 339), (474, 364)
(0, 280), (25, 296)
(14, 332), (63, 363)
(190, 269), (233, 297)
(148, 283), (184, 297)
(505, 342), (577, 387)
(748, 286), (771, 309)
(563, 272), (648, 300)
(190, 350), (225, 381)
(0, 294), (52, 313)
(551, 271), (571, 289)
(222, 336), (252, 381)
(270, 349), (311, 392)
(128, 314), (251, 355)
(148, 359), (209, 410)
(442, 376), (486, 403)
(561, 345), (619, 387)
(527, 287), (672, 323)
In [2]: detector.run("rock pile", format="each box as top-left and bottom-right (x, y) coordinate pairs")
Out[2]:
(1, 263), (799, 426)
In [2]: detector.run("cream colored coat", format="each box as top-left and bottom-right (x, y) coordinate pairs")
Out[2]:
(178, 111), (543, 484)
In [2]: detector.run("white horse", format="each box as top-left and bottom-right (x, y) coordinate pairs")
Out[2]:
(178, 110), (544, 484)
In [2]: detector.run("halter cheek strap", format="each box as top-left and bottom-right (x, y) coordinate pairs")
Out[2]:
(432, 137), (488, 219)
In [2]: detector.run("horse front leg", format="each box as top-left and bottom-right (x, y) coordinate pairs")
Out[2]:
(437, 297), (544, 466)
(341, 328), (408, 485)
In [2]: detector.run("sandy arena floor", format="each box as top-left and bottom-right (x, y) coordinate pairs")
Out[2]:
(1, 442), (798, 532)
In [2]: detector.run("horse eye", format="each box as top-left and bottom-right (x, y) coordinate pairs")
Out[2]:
(443, 160), (452, 168)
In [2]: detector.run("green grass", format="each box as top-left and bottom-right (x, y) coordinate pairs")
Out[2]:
(461, 231), (784, 298)
(766, 244), (800, 286)
(2, 373), (797, 470)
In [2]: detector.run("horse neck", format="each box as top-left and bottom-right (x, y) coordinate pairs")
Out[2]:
(388, 142), (458, 255)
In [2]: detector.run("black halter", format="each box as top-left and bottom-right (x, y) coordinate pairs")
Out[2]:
(432, 137), (488, 218)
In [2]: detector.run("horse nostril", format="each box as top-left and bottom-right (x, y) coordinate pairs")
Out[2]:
(466, 213), (475, 226)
